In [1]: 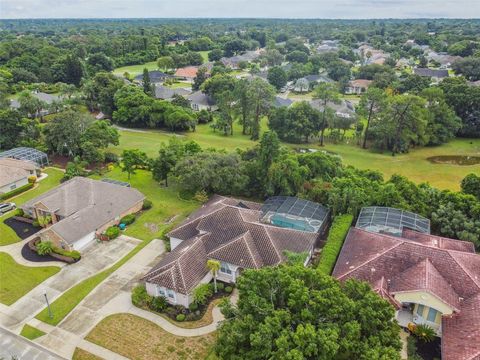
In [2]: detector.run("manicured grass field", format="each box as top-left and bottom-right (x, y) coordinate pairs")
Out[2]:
(165, 81), (192, 89)
(199, 50), (210, 62)
(86, 313), (216, 360)
(111, 122), (480, 190)
(112, 61), (158, 77)
(20, 324), (46, 340)
(0, 252), (60, 305)
(0, 168), (64, 246)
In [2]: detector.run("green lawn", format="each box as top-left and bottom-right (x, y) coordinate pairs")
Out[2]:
(0, 168), (64, 246)
(164, 81), (192, 89)
(199, 51), (210, 62)
(20, 324), (46, 340)
(112, 61), (158, 77)
(0, 252), (60, 305)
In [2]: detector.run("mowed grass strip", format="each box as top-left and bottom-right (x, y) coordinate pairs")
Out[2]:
(0, 167), (64, 246)
(20, 324), (46, 340)
(0, 253), (60, 305)
(86, 313), (216, 360)
(72, 348), (104, 360)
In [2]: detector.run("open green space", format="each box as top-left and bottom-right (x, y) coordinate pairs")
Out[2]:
(0, 252), (60, 305)
(0, 167), (64, 246)
(165, 81), (192, 89)
(199, 50), (210, 62)
(20, 324), (46, 340)
(112, 61), (158, 77)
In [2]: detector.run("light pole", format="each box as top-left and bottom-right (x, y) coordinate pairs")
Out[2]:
(43, 291), (53, 319)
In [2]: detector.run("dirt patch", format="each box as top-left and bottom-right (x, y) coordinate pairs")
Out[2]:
(427, 155), (480, 166)
(144, 222), (159, 233)
(86, 313), (216, 360)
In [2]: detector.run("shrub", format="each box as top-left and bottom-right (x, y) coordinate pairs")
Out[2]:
(14, 208), (24, 217)
(413, 324), (436, 343)
(53, 247), (81, 260)
(0, 183), (34, 200)
(176, 314), (186, 322)
(104, 152), (119, 163)
(216, 282), (225, 291)
(37, 215), (52, 228)
(28, 176), (37, 184)
(225, 286), (233, 293)
(150, 296), (168, 312)
(32, 220), (40, 227)
(193, 283), (213, 305)
(37, 241), (53, 256)
(132, 284), (150, 307)
(120, 214), (136, 225)
(189, 302), (199, 311)
(105, 226), (120, 239)
(142, 199), (153, 210)
(193, 190), (209, 203)
(317, 214), (353, 275)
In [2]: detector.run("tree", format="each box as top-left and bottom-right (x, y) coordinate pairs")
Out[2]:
(267, 66), (287, 90)
(63, 55), (84, 86)
(192, 66), (208, 91)
(266, 154), (309, 196)
(247, 78), (275, 140)
(142, 68), (153, 96)
(0, 109), (22, 149)
(83, 72), (124, 116)
(151, 139), (183, 186)
(286, 50), (308, 64)
(224, 39), (248, 57)
(157, 56), (174, 71)
(18, 91), (46, 119)
(461, 173), (480, 200)
(193, 283), (213, 305)
(215, 265), (402, 360)
(357, 87), (387, 149)
(452, 57), (480, 81)
(208, 49), (224, 62)
(121, 149), (148, 179)
(207, 259), (221, 293)
(313, 83), (341, 146)
(87, 53), (114, 74)
(113, 85), (153, 127)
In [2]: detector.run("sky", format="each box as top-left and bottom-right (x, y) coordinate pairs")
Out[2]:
(1, 0), (480, 19)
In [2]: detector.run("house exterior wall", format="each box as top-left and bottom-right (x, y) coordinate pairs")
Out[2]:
(216, 261), (240, 283)
(412, 303), (443, 326)
(394, 291), (454, 315)
(170, 237), (183, 250)
(39, 228), (72, 251)
(96, 199), (144, 235)
(0, 177), (29, 194)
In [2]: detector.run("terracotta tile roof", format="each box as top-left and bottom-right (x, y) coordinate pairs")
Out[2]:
(333, 227), (480, 360)
(174, 66), (199, 78)
(402, 228), (475, 253)
(144, 195), (319, 295)
(349, 79), (372, 88)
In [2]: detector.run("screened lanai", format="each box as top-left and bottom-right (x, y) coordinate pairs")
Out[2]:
(356, 206), (430, 236)
(0, 147), (49, 167)
(260, 196), (330, 233)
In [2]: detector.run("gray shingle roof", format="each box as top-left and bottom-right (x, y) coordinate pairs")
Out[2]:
(413, 68), (449, 78)
(143, 195), (319, 294)
(154, 85), (191, 100)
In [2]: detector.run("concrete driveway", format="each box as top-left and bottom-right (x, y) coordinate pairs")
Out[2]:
(0, 235), (141, 330)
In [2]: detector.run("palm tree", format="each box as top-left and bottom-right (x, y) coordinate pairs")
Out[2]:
(207, 259), (221, 293)
(413, 324), (436, 342)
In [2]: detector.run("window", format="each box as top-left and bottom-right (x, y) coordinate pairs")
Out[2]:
(158, 287), (166, 296)
(220, 262), (232, 275)
(167, 289), (175, 299)
(416, 304), (425, 317)
(10, 184), (16, 190)
(427, 307), (438, 322)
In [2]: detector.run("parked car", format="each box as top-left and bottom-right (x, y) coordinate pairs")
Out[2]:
(0, 202), (16, 214)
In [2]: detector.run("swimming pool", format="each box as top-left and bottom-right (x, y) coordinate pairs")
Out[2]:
(270, 214), (316, 232)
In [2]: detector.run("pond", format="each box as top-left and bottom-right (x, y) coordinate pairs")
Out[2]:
(426, 155), (480, 166)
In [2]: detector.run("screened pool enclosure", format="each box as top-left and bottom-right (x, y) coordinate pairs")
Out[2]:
(0, 147), (49, 167)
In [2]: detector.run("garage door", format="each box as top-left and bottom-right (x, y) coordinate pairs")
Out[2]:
(73, 232), (95, 251)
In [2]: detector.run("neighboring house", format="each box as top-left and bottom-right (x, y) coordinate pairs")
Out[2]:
(425, 51), (462, 69)
(174, 66), (199, 82)
(317, 40), (339, 53)
(220, 50), (262, 69)
(154, 85), (191, 100)
(345, 79), (372, 95)
(134, 71), (171, 84)
(333, 207), (480, 360)
(22, 177), (145, 251)
(413, 68), (449, 82)
(143, 195), (329, 307)
(357, 44), (389, 65)
(310, 99), (356, 119)
(187, 91), (217, 111)
(0, 158), (39, 195)
(0, 147), (49, 167)
(294, 75), (333, 92)
(273, 96), (293, 108)
(294, 77), (310, 92)
(10, 91), (63, 116)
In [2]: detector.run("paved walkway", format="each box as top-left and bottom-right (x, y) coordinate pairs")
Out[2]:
(0, 236), (66, 267)
(0, 326), (66, 360)
(0, 236), (140, 330)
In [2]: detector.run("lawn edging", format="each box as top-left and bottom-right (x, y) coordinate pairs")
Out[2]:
(316, 214), (353, 275)
(35, 226), (173, 325)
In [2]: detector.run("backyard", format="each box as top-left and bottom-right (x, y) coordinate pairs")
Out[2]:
(110, 122), (480, 191)
(0, 252), (60, 305)
(85, 313), (217, 360)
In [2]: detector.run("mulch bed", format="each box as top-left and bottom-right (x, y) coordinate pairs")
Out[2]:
(21, 242), (58, 262)
(417, 337), (441, 360)
(4, 217), (42, 240)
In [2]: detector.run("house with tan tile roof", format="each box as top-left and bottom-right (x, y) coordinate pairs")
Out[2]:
(332, 209), (480, 360)
(0, 158), (39, 195)
(143, 195), (329, 307)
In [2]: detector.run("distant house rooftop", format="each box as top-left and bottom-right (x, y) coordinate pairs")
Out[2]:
(154, 85), (191, 100)
(174, 66), (199, 79)
(134, 71), (171, 83)
(413, 68), (449, 78)
(0, 147), (49, 167)
(273, 96), (293, 108)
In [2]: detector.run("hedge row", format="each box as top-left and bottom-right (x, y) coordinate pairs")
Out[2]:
(317, 214), (354, 275)
(0, 183), (34, 200)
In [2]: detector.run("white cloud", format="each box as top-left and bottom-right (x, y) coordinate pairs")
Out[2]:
(1, 0), (479, 19)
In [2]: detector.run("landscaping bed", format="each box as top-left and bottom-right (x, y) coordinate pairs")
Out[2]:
(4, 216), (42, 240)
(21, 241), (58, 262)
(28, 237), (81, 264)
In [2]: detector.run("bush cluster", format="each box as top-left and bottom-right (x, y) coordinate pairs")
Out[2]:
(120, 214), (136, 225)
(28, 176), (37, 184)
(142, 199), (153, 210)
(0, 183), (34, 200)
(105, 226), (120, 239)
(53, 247), (81, 261)
(317, 214), (353, 275)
